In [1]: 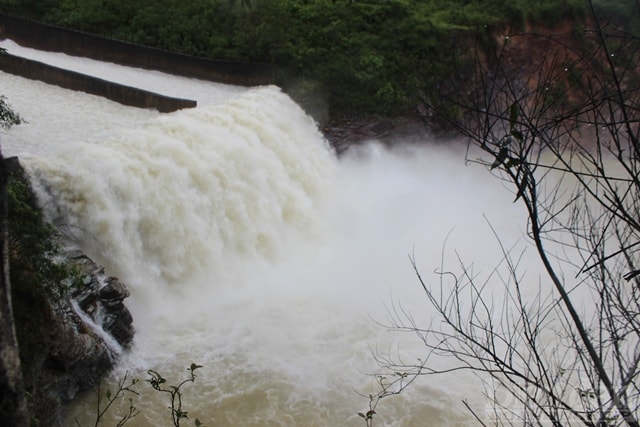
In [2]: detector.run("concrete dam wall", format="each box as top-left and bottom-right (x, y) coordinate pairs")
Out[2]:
(0, 14), (277, 112)
(0, 14), (276, 86)
(0, 53), (197, 112)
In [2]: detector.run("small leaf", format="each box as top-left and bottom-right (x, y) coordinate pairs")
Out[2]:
(500, 134), (513, 146)
(504, 158), (521, 169)
(511, 129), (523, 142)
(624, 270), (640, 281)
(491, 147), (508, 170)
(514, 178), (527, 202)
(106, 389), (112, 400)
(190, 363), (203, 372)
(509, 103), (518, 129)
(358, 412), (366, 418)
(174, 409), (189, 419)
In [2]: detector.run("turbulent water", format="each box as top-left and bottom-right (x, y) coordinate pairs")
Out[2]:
(1, 41), (534, 426)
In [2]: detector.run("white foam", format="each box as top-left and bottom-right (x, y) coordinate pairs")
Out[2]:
(2, 51), (538, 426)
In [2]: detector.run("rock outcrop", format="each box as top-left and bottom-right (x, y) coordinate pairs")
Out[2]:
(19, 249), (135, 426)
(70, 251), (134, 348)
(4, 158), (135, 426)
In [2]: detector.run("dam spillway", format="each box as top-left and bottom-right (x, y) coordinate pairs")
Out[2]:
(0, 36), (532, 426)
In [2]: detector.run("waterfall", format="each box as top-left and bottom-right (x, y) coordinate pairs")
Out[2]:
(70, 299), (123, 362)
(1, 43), (532, 426)
(22, 85), (335, 283)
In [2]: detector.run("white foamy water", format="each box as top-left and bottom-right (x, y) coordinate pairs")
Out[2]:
(0, 47), (538, 426)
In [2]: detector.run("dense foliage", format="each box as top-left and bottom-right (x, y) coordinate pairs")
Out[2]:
(0, 95), (22, 129)
(0, 48), (23, 128)
(6, 167), (77, 370)
(0, 0), (589, 118)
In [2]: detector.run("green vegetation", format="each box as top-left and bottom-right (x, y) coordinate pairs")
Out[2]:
(88, 364), (205, 427)
(6, 166), (78, 369)
(0, 47), (24, 128)
(89, 372), (139, 427)
(0, 95), (23, 129)
(7, 166), (77, 299)
(592, 0), (640, 36)
(0, 0), (588, 118)
(147, 363), (203, 427)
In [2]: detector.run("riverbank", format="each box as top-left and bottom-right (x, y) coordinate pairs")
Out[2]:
(321, 108), (459, 154)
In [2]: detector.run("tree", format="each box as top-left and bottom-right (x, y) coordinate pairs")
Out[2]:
(0, 48), (24, 131)
(374, 1), (640, 425)
(0, 57), (27, 424)
(0, 96), (23, 130)
(0, 156), (29, 427)
(227, 0), (252, 14)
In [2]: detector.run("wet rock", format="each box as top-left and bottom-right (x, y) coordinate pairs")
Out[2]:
(70, 255), (135, 348)
(96, 276), (134, 346)
(98, 276), (130, 307)
(322, 113), (434, 154)
(23, 250), (135, 426)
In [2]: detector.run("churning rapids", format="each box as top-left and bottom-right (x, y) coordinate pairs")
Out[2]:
(1, 41), (532, 426)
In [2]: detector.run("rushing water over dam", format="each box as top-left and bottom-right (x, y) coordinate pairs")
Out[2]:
(0, 41), (532, 425)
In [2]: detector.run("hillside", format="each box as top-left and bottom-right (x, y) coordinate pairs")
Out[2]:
(0, 0), (596, 121)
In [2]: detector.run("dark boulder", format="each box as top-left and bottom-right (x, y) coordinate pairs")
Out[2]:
(22, 250), (135, 426)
